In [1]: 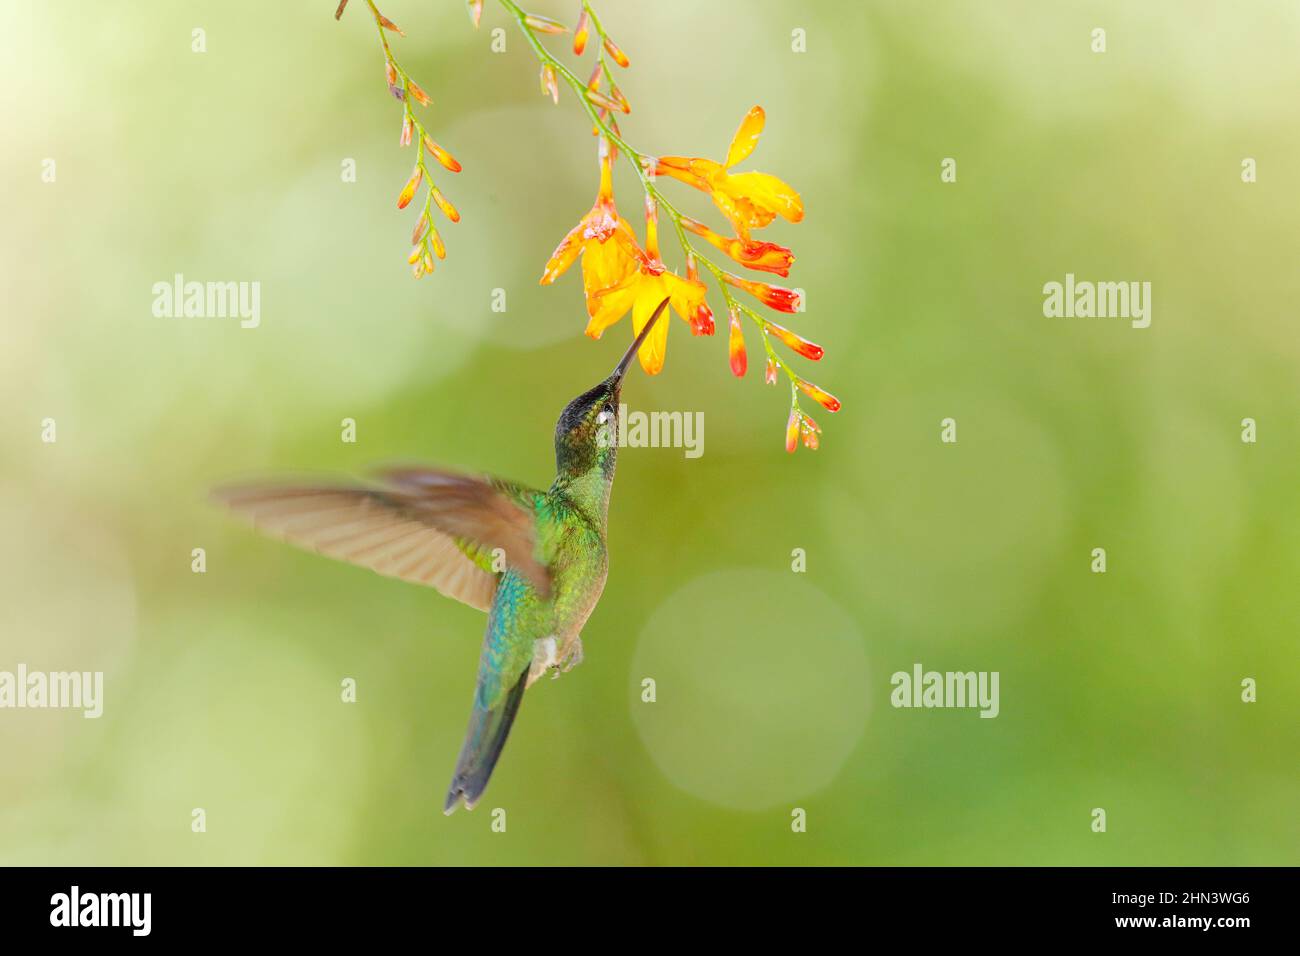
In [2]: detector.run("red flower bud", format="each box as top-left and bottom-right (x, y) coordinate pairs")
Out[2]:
(573, 8), (590, 54)
(765, 321), (823, 360)
(431, 186), (460, 223)
(796, 378), (841, 412)
(728, 309), (747, 377)
(397, 166), (422, 209)
(723, 274), (802, 313)
(423, 137), (462, 173)
(603, 36), (630, 67)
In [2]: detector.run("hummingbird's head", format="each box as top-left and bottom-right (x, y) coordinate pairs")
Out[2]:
(554, 297), (670, 477)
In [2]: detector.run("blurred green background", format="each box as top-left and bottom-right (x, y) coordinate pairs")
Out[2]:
(2, 0), (1296, 865)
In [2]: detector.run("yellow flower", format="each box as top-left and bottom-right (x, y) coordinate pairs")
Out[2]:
(654, 106), (803, 239)
(583, 194), (706, 375)
(539, 144), (645, 314)
(585, 262), (707, 375)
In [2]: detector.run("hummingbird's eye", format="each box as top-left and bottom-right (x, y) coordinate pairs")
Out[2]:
(597, 407), (613, 425)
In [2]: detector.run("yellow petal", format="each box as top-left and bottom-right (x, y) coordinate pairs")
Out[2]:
(719, 170), (804, 224)
(724, 106), (766, 169)
(580, 235), (637, 306)
(585, 274), (639, 337)
(632, 280), (672, 374)
(539, 222), (586, 284)
(663, 271), (707, 323)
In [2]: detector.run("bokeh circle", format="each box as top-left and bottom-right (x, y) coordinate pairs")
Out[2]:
(629, 569), (870, 811)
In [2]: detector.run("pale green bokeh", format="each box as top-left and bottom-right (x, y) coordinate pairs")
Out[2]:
(1, 1), (1296, 865)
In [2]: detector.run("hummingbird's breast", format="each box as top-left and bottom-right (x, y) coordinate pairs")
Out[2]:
(550, 531), (608, 660)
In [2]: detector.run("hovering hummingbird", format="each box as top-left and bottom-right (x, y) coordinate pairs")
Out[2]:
(216, 299), (670, 814)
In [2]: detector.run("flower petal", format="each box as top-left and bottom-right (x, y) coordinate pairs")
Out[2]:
(585, 273), (639, 337)
(653, 156), (716, 192)
(539, 222), (586, 285)
(720, 170), (804, 224)
(580, 234), (638, 308)
(725, 106), (765, 169)
(632, 281), (672, 374)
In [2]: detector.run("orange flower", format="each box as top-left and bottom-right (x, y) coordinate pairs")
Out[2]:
(765, 320), (822, 360)
(397, 165), (421, 209)
(423, 137), (461, 173)
(681, 216), (794, 277)
(655, 106), (803, 239)
(583, 199), (706, 375)
(685, 255), (715, 335)
(785, 409), (823, 453)
(585, 263), (707, 375)
(573, 8), (590, 55)
(796, 378), (841, 412)
(540, 142), (645, 312)
(723, 273), (802, 313)
(727, 307), (747, 377)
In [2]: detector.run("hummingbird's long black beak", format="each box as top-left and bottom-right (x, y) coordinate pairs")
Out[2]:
(612, 297), (670, 385)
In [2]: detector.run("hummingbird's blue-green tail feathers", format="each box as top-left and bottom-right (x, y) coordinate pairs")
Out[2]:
(443, 665), (529, 814)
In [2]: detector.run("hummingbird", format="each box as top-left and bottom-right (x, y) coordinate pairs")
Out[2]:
(215, 298), (670, 814)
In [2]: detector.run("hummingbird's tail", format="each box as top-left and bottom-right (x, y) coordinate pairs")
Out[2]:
(443, 665), (529, 814)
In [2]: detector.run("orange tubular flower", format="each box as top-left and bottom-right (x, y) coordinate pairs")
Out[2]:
(785, 409), (801, 453)
(655, 106), (803, 239)
(727, 307), (747, 377)
(540, 142), (646, 311)
(765, 320), (823, 360)
(685, 255), (715, 335)
(723, 274), (802, 313)
(573, 8), (590, 54)
(583, 199), (706, 375)
(680, 217), (793, 277)
(796, 378), (841, 413)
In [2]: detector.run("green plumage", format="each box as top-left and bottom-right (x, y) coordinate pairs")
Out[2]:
(217, 299), (670, 816)
(442, 300), (669, 812)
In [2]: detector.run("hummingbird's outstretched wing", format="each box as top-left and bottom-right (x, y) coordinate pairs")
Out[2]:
(214, 469), (550, 612)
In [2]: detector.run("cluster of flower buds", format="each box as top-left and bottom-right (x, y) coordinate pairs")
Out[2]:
(341, 1), (463, 278)
(786, 408), (822, 453)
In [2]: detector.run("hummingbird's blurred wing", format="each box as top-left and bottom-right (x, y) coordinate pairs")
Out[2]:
(215, 469), (550, 612)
